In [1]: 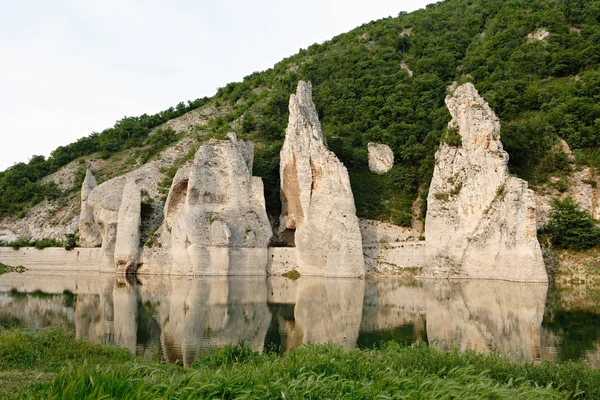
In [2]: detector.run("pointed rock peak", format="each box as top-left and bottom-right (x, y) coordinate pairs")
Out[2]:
(81, 168), (98, 202)
(445, 82), (501, 154)
(227, 132), (238, 143)
(295, 80), (314, 107)
(288, 81), (323, 142)
(83, 168), (97, 189)
(446, 82), (496, 119)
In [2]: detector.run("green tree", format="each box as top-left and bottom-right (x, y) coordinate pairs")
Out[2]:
(546, 197), (600, 250)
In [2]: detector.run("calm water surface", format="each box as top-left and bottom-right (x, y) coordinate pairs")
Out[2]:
(1, 271), (599, 367)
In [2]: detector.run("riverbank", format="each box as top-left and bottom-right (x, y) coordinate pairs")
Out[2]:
(1, 328), (600, 399)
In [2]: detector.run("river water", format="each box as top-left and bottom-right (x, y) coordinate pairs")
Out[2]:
(1, 271), (599, 367)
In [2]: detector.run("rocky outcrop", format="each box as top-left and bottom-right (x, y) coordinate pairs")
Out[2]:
(113, 179), (142, 273)
(79, 169), (102, 247)
(279, 81), (364, 277)
(79, 172), (145, 273)
(535, 139), (600, 228)
(143, 133), (272, 275)
(367, 143), (394, 174)
(527, 28), (550, 42)
(0, 229), (18, 244)
(425, 83), (547, 282)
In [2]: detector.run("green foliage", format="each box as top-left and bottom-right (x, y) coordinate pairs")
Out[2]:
(8, 329), (600, 399)
(443, 125), (462, 147)
(281, 269), (301, 280)
(546, 197), (600, 250)
(138, 127), (181, 164)
(0, 99), (208, 219)
(350, 165), (418, 226)
(33, 238), (63, 250)
(252, 142), (283, 217)
(63, 234), (78, 251)
(1, 237), (64, 250)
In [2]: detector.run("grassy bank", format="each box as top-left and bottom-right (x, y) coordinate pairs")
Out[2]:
(2, 328), (600, 399)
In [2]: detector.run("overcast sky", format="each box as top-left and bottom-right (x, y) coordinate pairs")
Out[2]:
(0, 0), (432, 171)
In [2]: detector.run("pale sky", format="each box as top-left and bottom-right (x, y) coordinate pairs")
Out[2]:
(0, 0), (432, 171)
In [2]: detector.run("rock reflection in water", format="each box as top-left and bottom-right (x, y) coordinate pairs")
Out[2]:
(268, 277), (365, 350)
(0, 272), (560, 365)
(151, 276), (271, 366)
(423, 280), (547, 361)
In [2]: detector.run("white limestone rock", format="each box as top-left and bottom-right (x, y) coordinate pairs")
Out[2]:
(84, 176), (126, 271)
(368, 143), (394, 174)
(79, 169), (102, 247)
(151, 133), (272, 275)
(114, 178), (142, 273)
(0, 229), (18, 244)
(424, 83), (547, 282)
(527, 28), (550, 43)
(80, 173), (145, 273)
(279, 81), (365, 277)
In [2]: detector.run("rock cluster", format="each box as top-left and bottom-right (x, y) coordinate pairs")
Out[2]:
(279, 81), (364, 277)
(73, 80), (547, 282)
(367, 143), (394, 174)
(424, 83), (547, 282)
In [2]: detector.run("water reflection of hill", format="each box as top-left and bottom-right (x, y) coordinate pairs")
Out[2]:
(0, 271), (598, 366)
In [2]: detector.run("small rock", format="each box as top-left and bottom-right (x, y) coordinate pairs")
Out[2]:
(368, 143), (394, 174)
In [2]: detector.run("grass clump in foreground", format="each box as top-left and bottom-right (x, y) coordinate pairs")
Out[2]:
(2, 328), (600, 399)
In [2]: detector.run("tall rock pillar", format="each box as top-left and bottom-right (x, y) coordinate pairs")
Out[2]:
(79, 168), (102, 247)
(424, 83), (547, 282)
(279, 81), (364, 277)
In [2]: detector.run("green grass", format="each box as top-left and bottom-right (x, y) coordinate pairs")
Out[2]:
(2, 328), (600, 399)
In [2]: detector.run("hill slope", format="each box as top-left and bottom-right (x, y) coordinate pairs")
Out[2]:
(2, 0), (600, 240)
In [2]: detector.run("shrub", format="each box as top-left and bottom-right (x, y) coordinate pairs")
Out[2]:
(64, 234), (79, 251)
(546, 197), (600, 250)
(33, 238), (63, 250)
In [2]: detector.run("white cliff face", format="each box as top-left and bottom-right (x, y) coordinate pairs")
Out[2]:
(113, 178), (142, 273)
(424, 83), (547, 282)
(279, 81), (365, 277)
(368, 143), (394, 174)
(146, 134), (272, 275)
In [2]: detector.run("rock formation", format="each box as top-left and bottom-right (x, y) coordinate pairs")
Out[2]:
(79, 172), (143, 273)
(367, 143), (394, 174)
(535, 139), (600, 228)
(425, 83), (547, 282)
(279, 81), (364, 277)
(145, 133), (272, 275)
(79, 169), (102, 247)
(113, 178), (142, 273)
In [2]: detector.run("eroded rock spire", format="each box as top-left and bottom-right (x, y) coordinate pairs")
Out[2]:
(279, 81), (364, 277)
(424, 83), (547, 282)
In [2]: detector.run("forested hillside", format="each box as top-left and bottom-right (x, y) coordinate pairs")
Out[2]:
(2, 0), (600, 225)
